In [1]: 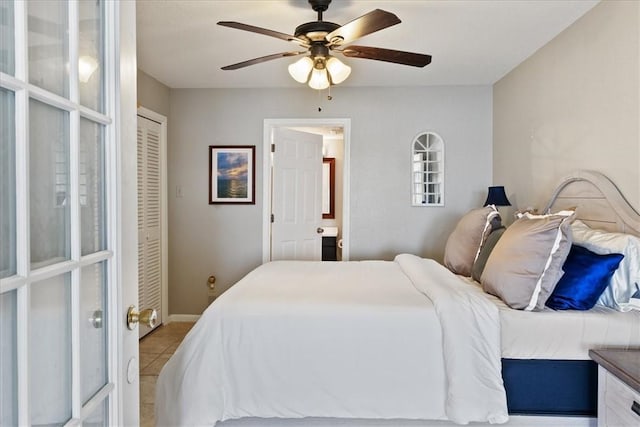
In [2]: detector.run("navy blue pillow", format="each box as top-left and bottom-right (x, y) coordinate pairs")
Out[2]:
(546, 245), (624, 310)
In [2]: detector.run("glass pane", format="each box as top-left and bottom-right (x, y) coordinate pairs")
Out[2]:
(0, 291), (17, 426)
(28, 0), (69, 97)
(0, 0), (14, 75)
(79, 0), (104, 112)
(30, 99), (70, 268)
(83, 398), (107, 427)
(80, 119), (106, 255)
(30, 273), (71, 426)
(0, 88), (16, 278)
(80, 262), (107, 404)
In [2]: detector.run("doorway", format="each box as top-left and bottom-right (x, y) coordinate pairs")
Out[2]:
(262, 119), (351, 262)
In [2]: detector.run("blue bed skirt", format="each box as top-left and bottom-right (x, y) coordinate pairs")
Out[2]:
(502, 359), (598, 416)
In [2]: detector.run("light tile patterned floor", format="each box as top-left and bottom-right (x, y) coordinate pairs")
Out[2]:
(140, 321), (195, 427)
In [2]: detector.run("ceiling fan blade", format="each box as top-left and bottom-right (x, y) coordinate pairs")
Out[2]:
(341, 46), (432, 68)
(217, 21), (307, 46)
(326, 9), (400, 45)
(221, 51), (307, 70)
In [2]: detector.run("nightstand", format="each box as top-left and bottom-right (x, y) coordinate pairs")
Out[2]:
(589, 349), (640, 427)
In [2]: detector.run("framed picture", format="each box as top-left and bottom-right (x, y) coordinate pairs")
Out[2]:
(209, 145), (256, 204)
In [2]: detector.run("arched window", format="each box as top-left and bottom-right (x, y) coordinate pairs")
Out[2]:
(411, 132), (444, 206)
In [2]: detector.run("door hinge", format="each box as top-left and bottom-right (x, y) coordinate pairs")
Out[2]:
(270, 214), (274, 223)
(271, 144), (275, 153)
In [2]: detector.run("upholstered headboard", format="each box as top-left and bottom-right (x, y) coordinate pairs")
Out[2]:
(543, 170), (640, 237)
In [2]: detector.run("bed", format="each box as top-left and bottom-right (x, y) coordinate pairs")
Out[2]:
(155, 170), (640, 426)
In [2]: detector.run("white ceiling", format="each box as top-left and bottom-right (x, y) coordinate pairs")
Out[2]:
(136, 0), (599, 89)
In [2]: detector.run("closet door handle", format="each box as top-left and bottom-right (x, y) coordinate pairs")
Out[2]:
(632, 400), (640, 417)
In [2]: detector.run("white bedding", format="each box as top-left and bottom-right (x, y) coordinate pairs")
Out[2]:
(155, 256), (508, 426)
(456, 277), (640, 359)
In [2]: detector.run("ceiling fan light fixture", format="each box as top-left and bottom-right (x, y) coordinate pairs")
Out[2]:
(326, 57), (351, 84)
(308, 68), (330, 90)
(219, 4), (432, 90)
(288, 56), (314, 83)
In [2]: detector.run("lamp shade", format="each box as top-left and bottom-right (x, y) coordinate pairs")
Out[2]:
(484, 186), (511, 206)
(288, 57), (313, 83)
(308, 68), (330, 90)
(326, 57), (351, 84)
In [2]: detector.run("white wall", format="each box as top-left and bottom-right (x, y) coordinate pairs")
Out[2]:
(168, 85), (492, 315)
(493, 0), (640, 219)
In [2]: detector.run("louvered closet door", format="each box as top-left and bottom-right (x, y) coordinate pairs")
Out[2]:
(137, 116), (163, 338)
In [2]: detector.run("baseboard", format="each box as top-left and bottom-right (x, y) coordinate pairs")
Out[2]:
(166, 314), (200, 323)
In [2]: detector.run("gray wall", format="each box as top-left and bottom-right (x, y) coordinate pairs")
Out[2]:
(493, 0), (640, 220)
(168, 86), (493, 315)
(137, 69), (170, 117)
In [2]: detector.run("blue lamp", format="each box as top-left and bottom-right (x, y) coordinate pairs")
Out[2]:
(484, 186), (511, 207)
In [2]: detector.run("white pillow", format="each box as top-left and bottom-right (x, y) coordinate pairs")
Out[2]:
(571, 220), (640, 311)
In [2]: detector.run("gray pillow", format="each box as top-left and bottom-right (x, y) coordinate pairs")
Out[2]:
(480, 211), (575, 311)
(471, 227), (505, 283)
(444, 206), (500, 277)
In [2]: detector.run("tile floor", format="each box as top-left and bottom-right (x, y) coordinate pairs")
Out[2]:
(139, 321), (195, 427)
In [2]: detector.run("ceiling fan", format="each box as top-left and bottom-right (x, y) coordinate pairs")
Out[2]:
(217, 0), (432, 90)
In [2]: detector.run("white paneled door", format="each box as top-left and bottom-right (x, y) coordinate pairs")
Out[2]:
(0, 1), (139, 425)
(271, 128), (323, 260)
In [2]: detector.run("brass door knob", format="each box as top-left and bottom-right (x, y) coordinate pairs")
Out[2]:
(126, 305), (158, 330)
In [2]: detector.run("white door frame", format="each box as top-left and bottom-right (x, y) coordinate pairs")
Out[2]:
(136, 107), (168, 333)
(262, 118), (351, 263)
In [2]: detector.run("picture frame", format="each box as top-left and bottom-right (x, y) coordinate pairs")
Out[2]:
(209, 145), (256, 204)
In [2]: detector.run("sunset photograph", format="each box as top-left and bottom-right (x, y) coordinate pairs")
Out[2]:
(217, 152), (249, 199)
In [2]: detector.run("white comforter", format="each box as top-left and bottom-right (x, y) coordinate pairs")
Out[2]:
(155, 255), (508, 426)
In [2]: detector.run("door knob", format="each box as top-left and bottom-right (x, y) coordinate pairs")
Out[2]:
(126, 305), (158, 330)
(317, 227), (324, 234)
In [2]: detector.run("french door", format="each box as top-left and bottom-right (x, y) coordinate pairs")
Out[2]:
(0, 1), (138, 425)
